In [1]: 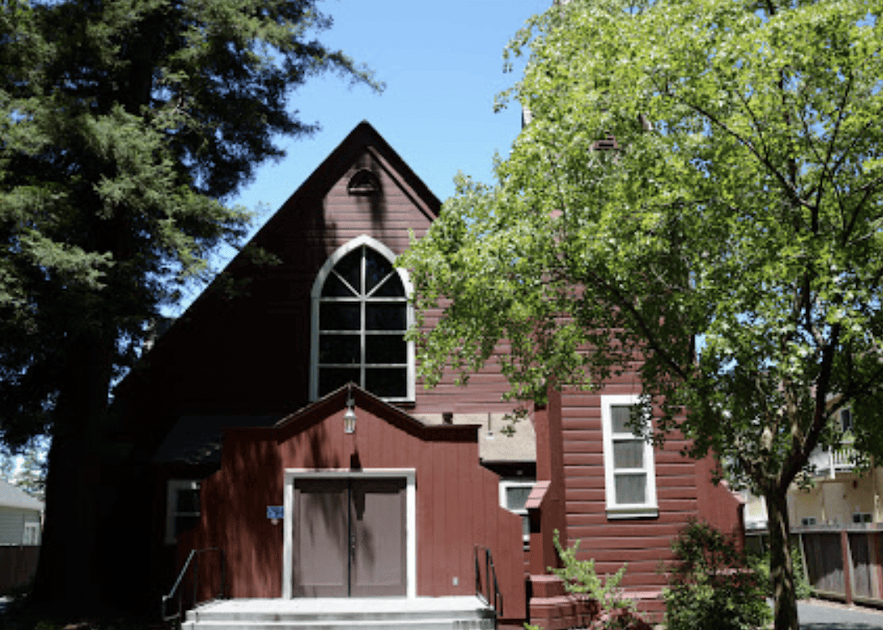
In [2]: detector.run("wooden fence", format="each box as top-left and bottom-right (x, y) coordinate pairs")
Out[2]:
(795, 526), (883, 605)
(0, 545), (39, 595)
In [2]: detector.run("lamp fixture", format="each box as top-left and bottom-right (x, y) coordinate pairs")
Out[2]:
(344, 385), (356, 434)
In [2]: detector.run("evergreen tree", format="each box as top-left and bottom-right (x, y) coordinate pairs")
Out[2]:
(0, 443), (15, 482)
(15, 437), (48, 500)
(1, 0), (379, 611)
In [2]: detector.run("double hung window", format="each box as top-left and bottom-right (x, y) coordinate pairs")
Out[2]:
(22, 522), (40, 545)
(499, 479), (535, 548)
(166, 480), (201, 544)
(601, 395), (658, 518)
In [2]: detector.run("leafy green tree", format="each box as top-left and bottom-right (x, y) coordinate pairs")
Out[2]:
(1, 0), (378, 611)
(399, 1), (883, 629)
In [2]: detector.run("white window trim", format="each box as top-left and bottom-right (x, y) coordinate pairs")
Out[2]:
(282, 468), (417, 599)
(309, 235), (415, 403)
(22, 521), (40, 546)
(601, 394), (658, 519)
(499, 478), (534, 546)
(839, 407), (853, 433)
(166, 479), (201, 545)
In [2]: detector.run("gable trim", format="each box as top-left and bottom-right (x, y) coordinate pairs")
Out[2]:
(271, 384), (479, 443)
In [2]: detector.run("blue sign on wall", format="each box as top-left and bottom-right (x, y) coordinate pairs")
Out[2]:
(267, 506), (284, 519)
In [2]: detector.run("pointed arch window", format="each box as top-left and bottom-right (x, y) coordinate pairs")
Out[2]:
(311, 237), (414, 402)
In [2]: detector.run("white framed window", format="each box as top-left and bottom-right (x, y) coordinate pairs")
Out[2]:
(801, 516), (817, 527)
(499, 479), (535, 548)
(601, 395), (658, 519)
(853, 512), (872, 524)
(166, 480), (201, 545)
(839, 407), (853, 433)
(310, 236), (415, 402)
(22, 521), (40, 546)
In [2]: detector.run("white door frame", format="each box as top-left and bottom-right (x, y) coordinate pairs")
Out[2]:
(283, 468), (417, 598)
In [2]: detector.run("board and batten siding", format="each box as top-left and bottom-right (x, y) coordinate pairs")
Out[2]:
(0, 506), (41, 545)
(178, 387), (526, 621)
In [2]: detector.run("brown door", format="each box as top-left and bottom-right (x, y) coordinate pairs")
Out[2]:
(293, 477), (406, 597)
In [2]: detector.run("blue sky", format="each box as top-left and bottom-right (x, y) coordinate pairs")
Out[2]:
(230, 0), (551, 230)
(162, 0), (554, 314)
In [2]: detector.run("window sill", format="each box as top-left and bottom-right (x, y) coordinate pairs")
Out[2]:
(606, 506), (659, 520)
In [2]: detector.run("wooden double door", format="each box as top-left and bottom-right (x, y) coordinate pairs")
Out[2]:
(292, 477), (407, 597)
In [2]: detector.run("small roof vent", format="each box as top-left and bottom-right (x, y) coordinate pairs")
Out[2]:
(347, 169), (381, 196)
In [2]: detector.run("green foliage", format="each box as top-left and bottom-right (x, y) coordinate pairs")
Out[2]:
(399, 0), (883, 627)
(0, 0), (381, 449)
(663, 522), (772, 630)
(790, 540), (813, 601)
(750, 538), (813, 601)
(0, 442), (15, 481)
(14, 436), (48, 500)
(0, 0), (379, 606)
(551, 530), (631, 609)
(0, 435), (47, 496)
(549, 531), (652, 630)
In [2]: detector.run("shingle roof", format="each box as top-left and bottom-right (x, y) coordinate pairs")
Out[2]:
(152, 415), (277, 465)
(0, 478), (43, 511)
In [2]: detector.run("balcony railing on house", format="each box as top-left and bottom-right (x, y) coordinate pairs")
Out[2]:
(808, 440), (861, 479)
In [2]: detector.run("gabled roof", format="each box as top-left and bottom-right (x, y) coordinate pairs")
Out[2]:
(265, 120), (441, 225)
(128, 120), (440, 366)
(0, 478), (43, 511)
(152, 415), (278, 465)
(112, 121), (441, 423)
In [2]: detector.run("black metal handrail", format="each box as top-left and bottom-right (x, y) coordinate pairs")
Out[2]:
(474, 545), (503, 620)
(161, 547), (226, 627)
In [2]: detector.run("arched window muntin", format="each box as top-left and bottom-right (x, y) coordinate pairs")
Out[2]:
(310, 236), (415, 402)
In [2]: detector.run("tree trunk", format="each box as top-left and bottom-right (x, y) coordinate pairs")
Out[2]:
(31, 330), (114, 614)
(767, 489), (799, 630)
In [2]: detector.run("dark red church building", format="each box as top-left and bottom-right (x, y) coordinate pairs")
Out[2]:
(109, 121), (742, 629)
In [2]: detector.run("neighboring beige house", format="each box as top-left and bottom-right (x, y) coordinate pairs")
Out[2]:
(744, 406), (881, 536)
(0, 478), (43, 546)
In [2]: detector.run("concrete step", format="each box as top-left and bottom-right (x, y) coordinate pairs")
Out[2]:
(182, 597), (496, 630)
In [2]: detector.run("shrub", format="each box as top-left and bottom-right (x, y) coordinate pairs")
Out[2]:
(749, 538), (812, 601)
(663, 521), (772, 630)
(544, 530), (653, 630)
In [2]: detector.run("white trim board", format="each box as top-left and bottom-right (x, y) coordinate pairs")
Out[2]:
(282, 468), (417, 599)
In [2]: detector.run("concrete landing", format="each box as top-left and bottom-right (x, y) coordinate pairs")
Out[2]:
(182, 597), (496, 630)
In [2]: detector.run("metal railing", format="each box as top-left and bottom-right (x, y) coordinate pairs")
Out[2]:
(161, 547), (226, 627)
(474, 545), (503, 620)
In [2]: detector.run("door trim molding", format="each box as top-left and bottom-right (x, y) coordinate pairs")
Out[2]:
(282, 468), (417, 599)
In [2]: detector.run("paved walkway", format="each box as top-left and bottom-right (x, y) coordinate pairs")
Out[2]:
(4, 595), (883, 629)
(799, 599), (883, 629)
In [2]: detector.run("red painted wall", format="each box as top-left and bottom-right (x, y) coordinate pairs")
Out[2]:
(182, 388), (526, 620)
(113, 122), (742, 620)
(556, 369), (743, 595)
